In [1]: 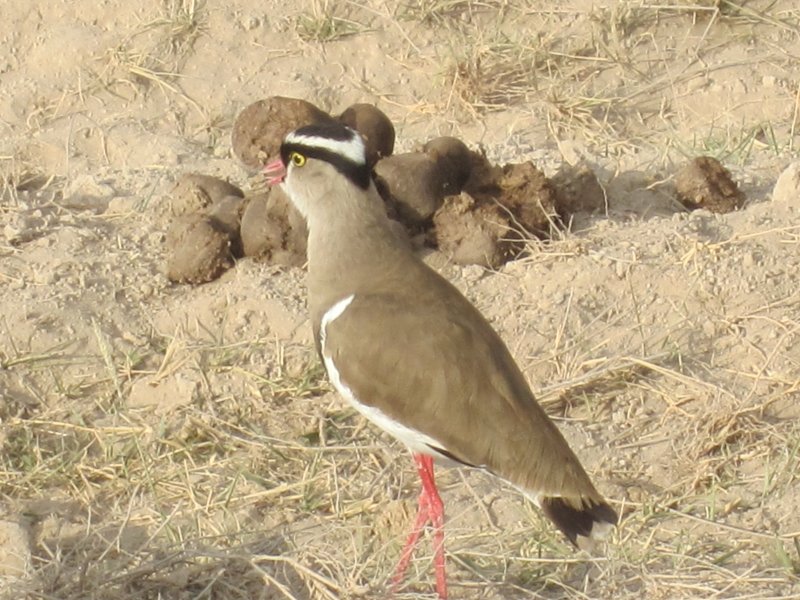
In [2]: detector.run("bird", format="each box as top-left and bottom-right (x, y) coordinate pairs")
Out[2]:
(264, 122), (617, 599)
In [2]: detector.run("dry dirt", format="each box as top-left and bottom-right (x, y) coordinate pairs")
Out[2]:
(2, 2), (800, 599)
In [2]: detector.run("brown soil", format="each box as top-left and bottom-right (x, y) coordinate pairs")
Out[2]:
(2, 2), (800, 599)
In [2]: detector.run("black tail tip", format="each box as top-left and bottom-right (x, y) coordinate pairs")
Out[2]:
(541, 496), (618, 547)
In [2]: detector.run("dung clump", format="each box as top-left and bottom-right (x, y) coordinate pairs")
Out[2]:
(375, 136), (472, 228)
(231, 97), (334, 169)
(169, 173), (244, 217)
(675, 156), (745, 213)
(239, 188), (308, 267)
(338, 103), (396, 167)
(165, 214), (234, 284)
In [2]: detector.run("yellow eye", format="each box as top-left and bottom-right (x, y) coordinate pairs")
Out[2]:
(290, 152), (306, 167)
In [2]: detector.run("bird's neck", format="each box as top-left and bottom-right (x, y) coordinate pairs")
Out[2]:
(306, 192), (412, 316)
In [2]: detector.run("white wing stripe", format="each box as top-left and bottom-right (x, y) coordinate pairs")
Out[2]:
(320, 295), (355, 351)
(319, 295), (447, 456)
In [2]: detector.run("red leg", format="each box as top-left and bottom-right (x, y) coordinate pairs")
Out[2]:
(416, 454), (447, 600)
(391, 488), (430, 590)
(391, 453), (448, 599)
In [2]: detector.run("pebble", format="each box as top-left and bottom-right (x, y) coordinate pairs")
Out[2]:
(702, 320), (716, 337)
(107, 196), (137, 213)
(461, 264), (485, 282)
(3, 214), (36, 244)
(62, 174), (115, 211)
(240, 15), (260, 30)
(0, 518), (31, 577)
(772, 161), (800, 209)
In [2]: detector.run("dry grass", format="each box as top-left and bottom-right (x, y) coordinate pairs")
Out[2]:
(20, 0), (207, 137)
(294, 1), (368, 43)
(428, 0), (800, 158)
(3, 1), (800, 599)
(3, 214), (800, 599)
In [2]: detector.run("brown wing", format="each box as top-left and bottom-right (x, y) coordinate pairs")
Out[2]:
(321, 282), (604, 507)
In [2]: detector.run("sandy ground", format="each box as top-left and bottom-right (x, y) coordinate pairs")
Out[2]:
(1, 1), (800, 599)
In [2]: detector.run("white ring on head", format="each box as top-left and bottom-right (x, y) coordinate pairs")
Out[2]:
(284, 130), (366, 165)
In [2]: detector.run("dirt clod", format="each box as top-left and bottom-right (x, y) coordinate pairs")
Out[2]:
(772, 161), (800, 209)
(432, 192), (515, 268)
(169, 173), (244, 217)
(429, 157), (558, 267)
(231, 97), (334, 170)
(496, 162), (560, 238)
(338, 103), (395, 167)
(375, 145), (472, 227)
(375, 153), (443, 226)
(165, 214), (234, 284)
(240, 188), (307, 267)
(208, 195), (246, 258)
(463, 149), (503, 196)
(551, 162), (607, 217)
(423, 136), (473, 191)
(675, 156), (745, 213)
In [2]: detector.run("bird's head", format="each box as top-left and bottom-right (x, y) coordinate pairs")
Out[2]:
(264, 123), (371, 221)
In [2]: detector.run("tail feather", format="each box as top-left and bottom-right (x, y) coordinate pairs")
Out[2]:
(540, 496), (618, 548)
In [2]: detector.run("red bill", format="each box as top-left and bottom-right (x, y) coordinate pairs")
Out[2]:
(264, 158), (286, 185)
